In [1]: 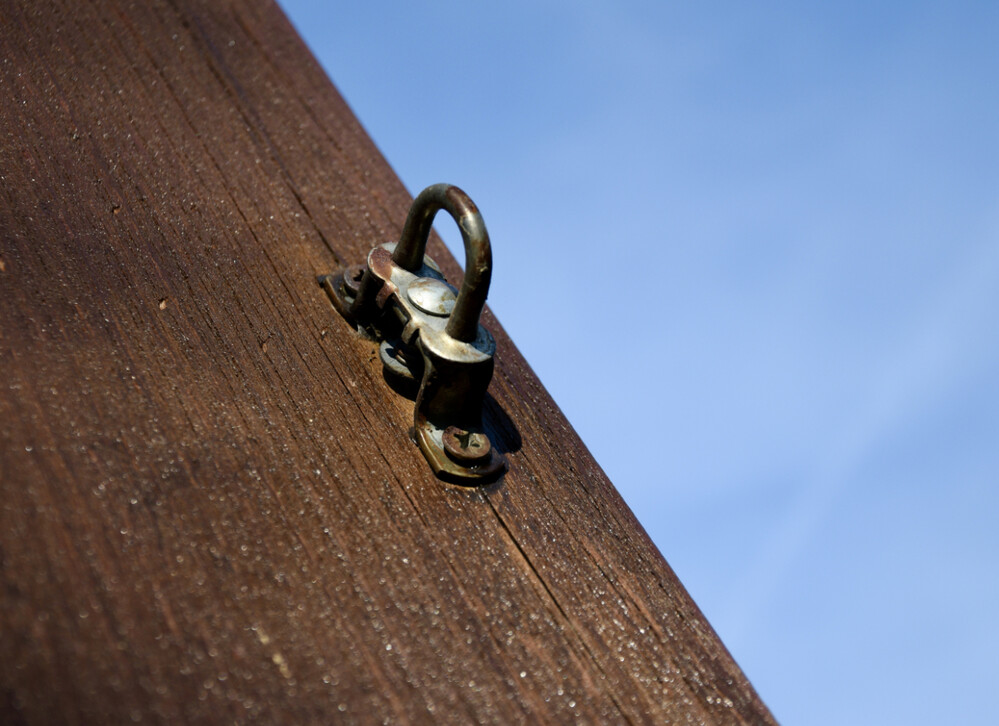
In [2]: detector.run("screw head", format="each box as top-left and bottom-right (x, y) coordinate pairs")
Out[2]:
(407, 277), (457, 316)
(343, 264), (366, 296)
(442, 426), (492, 464)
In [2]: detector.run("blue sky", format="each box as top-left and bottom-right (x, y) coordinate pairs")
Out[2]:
(279, 2), (999, 722)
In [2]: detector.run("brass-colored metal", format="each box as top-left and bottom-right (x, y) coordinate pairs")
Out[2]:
(318, 184), (504, 484)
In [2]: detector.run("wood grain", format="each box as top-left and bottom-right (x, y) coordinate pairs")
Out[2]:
(0, 1), (776, 723)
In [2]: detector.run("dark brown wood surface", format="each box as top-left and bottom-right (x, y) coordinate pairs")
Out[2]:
(0, 1), (776, 723)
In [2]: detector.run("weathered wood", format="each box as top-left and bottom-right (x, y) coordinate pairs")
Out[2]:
(0, 1), (775, 723)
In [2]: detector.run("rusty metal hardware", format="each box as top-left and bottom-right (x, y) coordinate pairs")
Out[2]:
(319, 184), (505, 484)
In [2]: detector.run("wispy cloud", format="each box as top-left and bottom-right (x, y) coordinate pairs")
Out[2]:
(723, 217), (999, 649)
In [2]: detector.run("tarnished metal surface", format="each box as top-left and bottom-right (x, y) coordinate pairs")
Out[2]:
(407, 277), (457, 316)
(442, 426), (492, 464)
(318, 184), (504, 484)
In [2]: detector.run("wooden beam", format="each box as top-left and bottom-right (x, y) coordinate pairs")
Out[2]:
(0, 0), (775, 722)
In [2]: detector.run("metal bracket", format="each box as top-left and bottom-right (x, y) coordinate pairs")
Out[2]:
(319, 184), (505, 484)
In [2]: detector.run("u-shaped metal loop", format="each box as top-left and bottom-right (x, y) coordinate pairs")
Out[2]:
(318, 182), (505, 483)
(392, 184), (491, 343)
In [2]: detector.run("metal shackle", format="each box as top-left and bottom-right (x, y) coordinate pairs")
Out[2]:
(392, 184), (492, 343)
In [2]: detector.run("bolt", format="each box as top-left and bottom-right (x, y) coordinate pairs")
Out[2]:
(442, 426), (492, 464)
(407, 277), (456, 316)
(343, 264), (366, 296)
